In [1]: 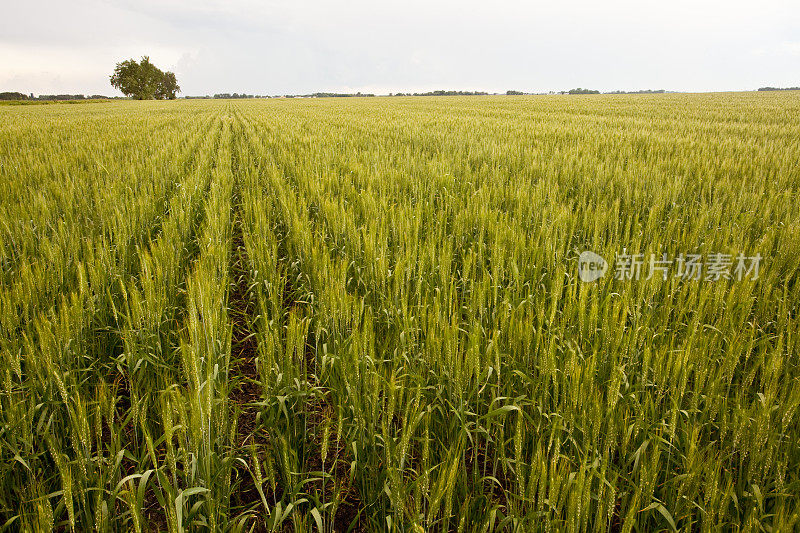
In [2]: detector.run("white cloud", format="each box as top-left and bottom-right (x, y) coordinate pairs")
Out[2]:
(1, 0), (798, 95)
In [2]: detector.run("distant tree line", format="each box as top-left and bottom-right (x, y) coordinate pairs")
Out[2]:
(186, 95), (268, 99)
(213, 93), (257, 99)
(37, 94), (85, 100)
(1, 92), (116, 101)
(568, 88), (600, 94)
(0, 92), (29, 100)
(185, 93), (380, 99)
(310, 92), (375, 98)
(606, 89), (666, 94)
(38, 94), (111, 101)
(758, 87), (800, 91)
(282, 92), (376, 98)
(392, 90), (489, 96)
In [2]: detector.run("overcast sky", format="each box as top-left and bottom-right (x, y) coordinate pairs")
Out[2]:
(1, 0), (798, 96)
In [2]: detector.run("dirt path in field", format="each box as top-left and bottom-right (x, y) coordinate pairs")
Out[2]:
(223, 104), (365, 531)
(225, 111), (275, 526)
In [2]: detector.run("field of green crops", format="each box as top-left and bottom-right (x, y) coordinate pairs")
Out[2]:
(1, 93), (799, 531)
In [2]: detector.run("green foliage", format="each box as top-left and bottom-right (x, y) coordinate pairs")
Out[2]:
(155, 71), (180, 100)
(394, 89), (489, 96)
(0, 91), (29, 101)
(110, 56), (180, 100)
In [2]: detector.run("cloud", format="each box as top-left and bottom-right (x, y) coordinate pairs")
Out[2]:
(1, 0), (798, 95)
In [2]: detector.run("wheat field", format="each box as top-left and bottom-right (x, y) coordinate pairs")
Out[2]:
(1, 93), (799, 531)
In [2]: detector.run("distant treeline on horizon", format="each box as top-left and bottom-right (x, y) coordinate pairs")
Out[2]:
(0, 92), (122, 101)
(4, 87), (797, 103)
(186, 89), (668, 98)
(187, 91), (486, 98)
(757, 87), (800, 91)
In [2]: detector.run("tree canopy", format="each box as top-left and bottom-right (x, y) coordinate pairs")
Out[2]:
(110, 57), (180, 100)
(568, 88), (600, 94)
(0, 92), (28, 100)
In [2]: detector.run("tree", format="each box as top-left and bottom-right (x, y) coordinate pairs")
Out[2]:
(568, 88), (600, 95)
(0, 92), (29, 100)
(155, 71), (179, 99)
(110, 57), (180, 100)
